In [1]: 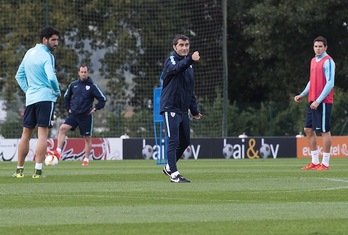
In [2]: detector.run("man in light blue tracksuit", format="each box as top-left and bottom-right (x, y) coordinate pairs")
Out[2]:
(160, 34), (202, 183)
(13, 26), (61, 178)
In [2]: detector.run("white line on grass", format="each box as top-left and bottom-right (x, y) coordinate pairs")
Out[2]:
(322, 178), (348, 183)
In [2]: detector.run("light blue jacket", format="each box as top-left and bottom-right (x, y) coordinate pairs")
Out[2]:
(15, 44), (61, 106)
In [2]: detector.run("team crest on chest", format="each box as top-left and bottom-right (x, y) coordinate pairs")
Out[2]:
(86, 85), (90, 90)
(170, 112), (176, 117)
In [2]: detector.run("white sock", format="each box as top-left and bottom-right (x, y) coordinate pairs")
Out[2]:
(311, 150), (320, 164)
(57, 148), (62, 154)
(17, 165), (24, 169)
(165, 164), (170, 171)
(83, 157), (89, 162)
(35, 163), (43, 170)
(322, 152), (330, 166)
(171, 171), (179, 178)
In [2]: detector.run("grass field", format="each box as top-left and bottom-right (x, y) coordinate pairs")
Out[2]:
(1, 158), (348, 235)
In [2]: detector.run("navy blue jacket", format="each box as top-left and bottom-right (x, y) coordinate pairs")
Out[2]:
(64, 77), (106, 115)
(160, 51), (200, 116)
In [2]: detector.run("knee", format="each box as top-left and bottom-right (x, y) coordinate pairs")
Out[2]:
(59, 124), (70, 133)
(84, 136), (92, 144)
(21, 128), (33, 140)
(304, 128), (313, 136)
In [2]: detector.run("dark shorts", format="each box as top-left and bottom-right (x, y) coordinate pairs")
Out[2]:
(22, 101), (55, 128)
(304, 102), (332, 133)
(64, 113), (93, 136)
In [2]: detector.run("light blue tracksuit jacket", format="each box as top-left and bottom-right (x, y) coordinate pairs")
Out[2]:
(15, 44), (60, 106)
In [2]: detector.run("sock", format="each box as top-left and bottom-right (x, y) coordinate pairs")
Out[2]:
(322, 152), (330, 166)
(16, 166), (24, 173)
(311, 150), (320, 164)
(35, 163), (43, 170)
(171, 171), (179, 178)
(56, 148), (62, 154)
(83, 157), (89, 162)
(165, 164), (170, 171)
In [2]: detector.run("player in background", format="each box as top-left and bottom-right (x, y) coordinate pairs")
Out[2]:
(49, 65), (106, 166)
(294, 36), (335, 170)
(160, 34), (202, 183)
(13, 26), (61, 178)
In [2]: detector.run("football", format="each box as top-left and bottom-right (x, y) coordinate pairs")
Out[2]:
(181, 146), (192, 159)
(223, 144), (234, 159)
(45, 154), (59, 166)
(260, 144), (271, 158)
(142, 145), (153, 160)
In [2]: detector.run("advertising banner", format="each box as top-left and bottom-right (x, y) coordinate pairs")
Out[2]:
(123, 137), (297, 160)
(0, 138), (123, 161)
(4, 136), (347, 161)
(296, 136), (348, 158)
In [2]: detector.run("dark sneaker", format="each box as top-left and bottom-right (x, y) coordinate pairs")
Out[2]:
(12, 168), (24, 178)
(32, 169), (45, 179)
(170, 174), (190, 183)
(162, 167), (171, 177)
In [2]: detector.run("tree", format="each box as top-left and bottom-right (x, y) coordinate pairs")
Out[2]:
(0, 0), (225, 137)
(228, 0), (348, 103)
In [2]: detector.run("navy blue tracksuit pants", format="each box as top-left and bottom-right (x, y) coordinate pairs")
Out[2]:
(163, 112), (190, 173)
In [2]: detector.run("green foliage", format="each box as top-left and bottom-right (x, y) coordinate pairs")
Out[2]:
(227, 88), (348, 136)
(271, 99), (307, 136)
(330, 88), (348, 135)
(122, 107), (154, 138)
(2, 0), (348, 138)
(192, 88), (224, 137)
(0, 119), (22, 138)
(103, 112), (124, 137)
(229, 0), (348, 103)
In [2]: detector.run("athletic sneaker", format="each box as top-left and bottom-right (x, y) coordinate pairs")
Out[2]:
(162, 167), (171, 177)
(82, 160), (89, 166)
(12, 168), (24, 178)
(317, 164), (330, 170)
(32, 169), (45, 179)
(170, 174), (190, 183)
(301, 162), (320, 170)
(47, 149), (61, 160)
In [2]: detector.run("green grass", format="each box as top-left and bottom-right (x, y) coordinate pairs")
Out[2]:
(1, 158), (348, 235)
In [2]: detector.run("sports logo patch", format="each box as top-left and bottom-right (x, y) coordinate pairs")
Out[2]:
(170, 112), (176, 117)
(86, 85), (90, 90)
(170, 56), (176, 65)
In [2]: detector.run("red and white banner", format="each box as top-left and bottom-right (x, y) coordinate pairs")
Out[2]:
(0, 138), (122, 161)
